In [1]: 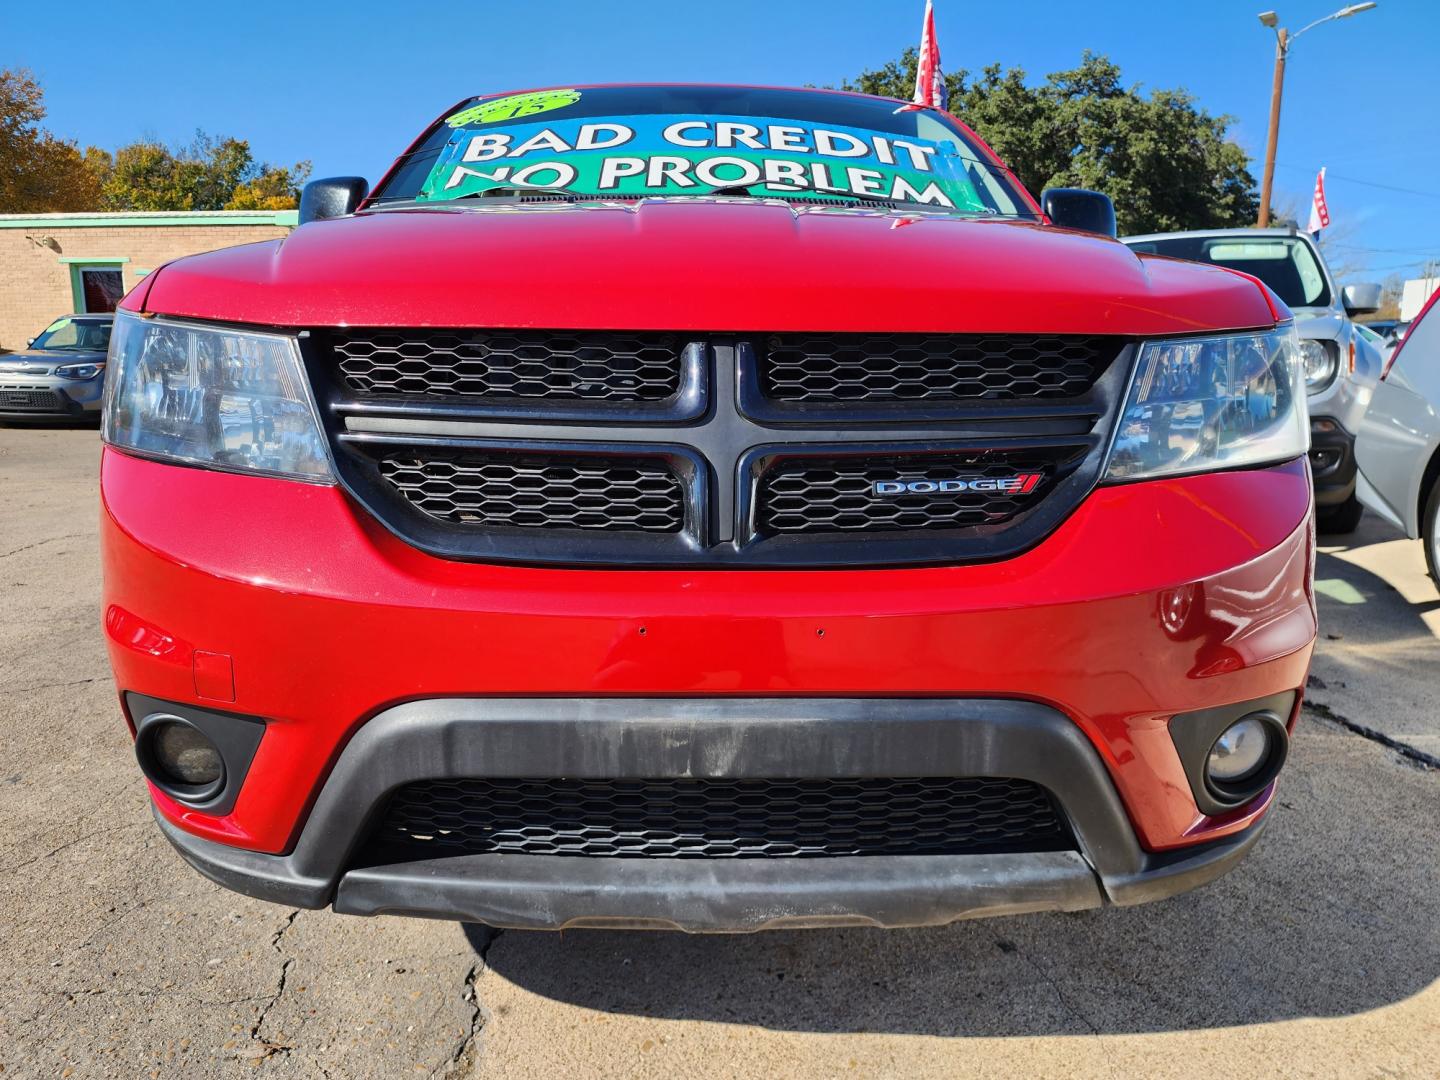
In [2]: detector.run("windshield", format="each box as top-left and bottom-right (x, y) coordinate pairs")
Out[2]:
(31, 317), (112, 351)
(1126, 235), (1332, 309)
(371, 86), (1033, 216)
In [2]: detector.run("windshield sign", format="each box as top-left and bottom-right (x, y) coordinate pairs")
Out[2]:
(379, 86), (1030, 215)
(424, 111), (986, 211)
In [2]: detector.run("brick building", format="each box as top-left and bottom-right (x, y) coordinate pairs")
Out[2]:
(0, 210), (297, 352)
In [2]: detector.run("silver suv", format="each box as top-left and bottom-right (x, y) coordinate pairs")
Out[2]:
(1122, 227), (1382, 533)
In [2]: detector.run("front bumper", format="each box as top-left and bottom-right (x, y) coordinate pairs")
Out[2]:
(154, 696), (1269, 931)
(1309, 416), (1358, 507)
(102, 448), (1315, 922)
(0, 373), (103, 419)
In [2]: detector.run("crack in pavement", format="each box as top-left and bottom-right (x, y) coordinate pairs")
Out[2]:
(0, 821), (149, 874)
(0, 677), (98, 698)
(242, 910), (300, 1064)
(1304, 699), (1440, 772)
(1002, 939), (1100, 1035)
(0, 533), (86, 560)
(433, 928), (503, 1078)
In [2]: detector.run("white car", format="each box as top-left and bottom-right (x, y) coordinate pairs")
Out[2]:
(1355, 289), (1440, 585)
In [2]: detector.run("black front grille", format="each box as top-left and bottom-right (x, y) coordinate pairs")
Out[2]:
(0, 386), (61, 410)
(365, 776), (1073, 860)
(758, 333), (1115, 402)
(378, 451), (685, 532)
(331, 329), (683, 402)
(316, 328), (1131, 567)
(757, 452), (1066, 535)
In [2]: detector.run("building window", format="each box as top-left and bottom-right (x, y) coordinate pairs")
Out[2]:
(78, 266), (125, 312)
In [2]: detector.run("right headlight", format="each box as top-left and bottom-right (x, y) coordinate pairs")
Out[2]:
(1298, 338), (1338, 391)
(1104, 324), (1308, 483)
(102, 311), (332, 482)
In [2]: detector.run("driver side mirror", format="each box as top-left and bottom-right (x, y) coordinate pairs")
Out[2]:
(26, 338), (35, 348)
(1342, 283), (1382, 317)
(298, 177), (370, 225)
(1041, 188), (1117, 238)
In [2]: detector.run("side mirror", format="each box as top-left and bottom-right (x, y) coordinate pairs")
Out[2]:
(1041, 188), (1117, 238)
(26, 338), (35, 347)
(1342, 282), (1382, 317)
(298, 177), (370, 225)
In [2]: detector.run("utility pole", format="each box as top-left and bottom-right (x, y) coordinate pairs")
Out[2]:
(1257, 25), (1288, 228)
(1255, 5), (1378, 228)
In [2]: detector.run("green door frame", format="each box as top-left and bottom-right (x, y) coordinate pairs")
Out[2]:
(60, 256), (130, 312)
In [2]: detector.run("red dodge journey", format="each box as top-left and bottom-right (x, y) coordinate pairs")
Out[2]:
(100, 85), (1314, 932)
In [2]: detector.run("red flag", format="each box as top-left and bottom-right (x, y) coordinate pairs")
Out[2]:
(1308, 167), (1330, 234)
(913, 1), (949, 110)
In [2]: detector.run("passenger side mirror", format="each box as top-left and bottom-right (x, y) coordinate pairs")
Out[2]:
(298, 177), (370, 225)
(1041, 188), (1117, 238)
(1342, 283), (1382, 317)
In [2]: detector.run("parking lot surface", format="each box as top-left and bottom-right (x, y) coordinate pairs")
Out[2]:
(2, 426), (1437, 1078)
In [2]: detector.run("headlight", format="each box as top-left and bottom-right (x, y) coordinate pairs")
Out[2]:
(55, 362), (104, 381)
(1298, 339), (1338, 391)
(102, 312), (332, 482)
(1105, 325), (1308, 482)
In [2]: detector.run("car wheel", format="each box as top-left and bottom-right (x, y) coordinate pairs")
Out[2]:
(1317, 493), (1364, 535)
(1424, 481), (1440, 589)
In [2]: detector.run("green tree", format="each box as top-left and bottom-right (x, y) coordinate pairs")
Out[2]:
(95, 132), (309, 211)
(0, 68), (105, 212)
(839, 50), (1258, 235)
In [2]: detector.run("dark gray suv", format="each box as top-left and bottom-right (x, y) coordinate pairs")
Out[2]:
(0, 314), (113, 421)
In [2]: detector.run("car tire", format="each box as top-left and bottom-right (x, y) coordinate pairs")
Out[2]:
(1317, 493), (1364, 535)
(1424, 480), (1440, 589)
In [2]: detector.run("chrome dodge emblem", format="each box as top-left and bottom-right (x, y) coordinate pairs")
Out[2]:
(873, 473), (1043, 496)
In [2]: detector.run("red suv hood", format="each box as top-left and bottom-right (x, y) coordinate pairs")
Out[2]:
(137, 200), (1280, 335)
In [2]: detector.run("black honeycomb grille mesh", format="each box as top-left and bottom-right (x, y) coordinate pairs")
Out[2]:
(367, 776), (1073, 859)
(378, 452), (685, 532)
(0, 386), (62, 410)
(332, 329), (684, 401)
(758, 333), (1114, 402)
(758, 453), (1059, 534)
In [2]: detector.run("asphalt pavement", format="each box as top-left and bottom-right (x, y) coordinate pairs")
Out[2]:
(1, 426), (1436, 1078)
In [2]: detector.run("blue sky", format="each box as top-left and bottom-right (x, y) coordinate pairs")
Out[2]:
(5, 0), (1435, 282)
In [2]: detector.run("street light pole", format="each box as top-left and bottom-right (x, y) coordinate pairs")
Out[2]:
(1254, 4), (1378, 228)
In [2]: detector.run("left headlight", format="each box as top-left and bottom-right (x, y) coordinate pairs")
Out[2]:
(102, 311), (333, 482)
(1105, 324), (1308, 483)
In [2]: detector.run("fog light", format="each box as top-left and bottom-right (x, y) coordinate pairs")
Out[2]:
(1206, 716), (1271, 784)
(151, 720), (224, 787)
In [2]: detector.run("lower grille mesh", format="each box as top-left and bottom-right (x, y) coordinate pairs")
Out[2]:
(0, 386), (61, 411)
(364, 776), (1073, 860)
(378, 452), (685, 533)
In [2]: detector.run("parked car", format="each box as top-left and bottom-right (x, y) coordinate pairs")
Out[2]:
(1362, 319), (1404, 340)
(101, 84), (1316, 932)
(0, 314), (112, 421)
(1356, 288), (1440, 587)
(1121, 228), (1381, 533)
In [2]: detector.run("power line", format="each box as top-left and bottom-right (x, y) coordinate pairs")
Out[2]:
(1274, 162), (1440, 200)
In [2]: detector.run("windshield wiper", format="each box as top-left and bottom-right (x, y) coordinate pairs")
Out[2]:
(450, 185), (591, 200)
(707, 184), (936, 210)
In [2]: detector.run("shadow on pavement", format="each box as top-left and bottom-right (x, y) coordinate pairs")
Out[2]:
(1314, 516), (1440, 636)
